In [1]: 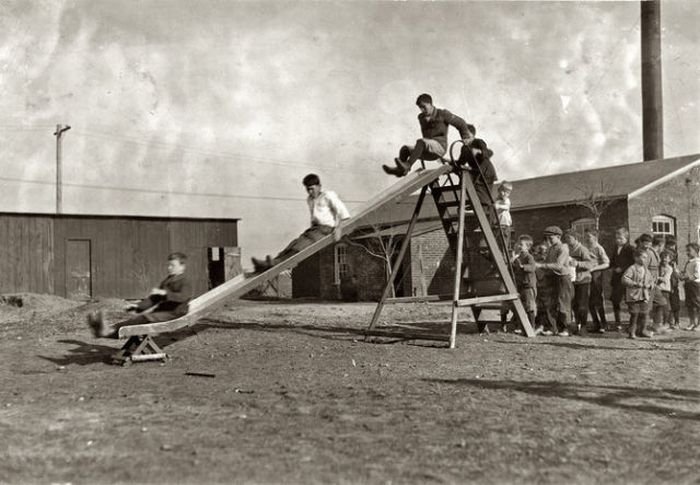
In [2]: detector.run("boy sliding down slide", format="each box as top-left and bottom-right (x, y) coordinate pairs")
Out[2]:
(87, 252), (192, 338)
(382, 93), (475, 177)
(251, 173), (351, 273)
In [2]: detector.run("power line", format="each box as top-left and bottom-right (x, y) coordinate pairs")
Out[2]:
(0, 175), (367, 203)
(69, 129), (376, 175)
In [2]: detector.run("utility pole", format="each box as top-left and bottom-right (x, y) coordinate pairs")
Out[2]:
(641, 0), (663, 161)
(53, 124), (71, 214)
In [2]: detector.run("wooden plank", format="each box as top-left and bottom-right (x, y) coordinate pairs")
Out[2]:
(119, 166), (453, 338)
(448, 172), (468, 348)
(456, 293), (519, 307)
(385, 293), (454, 304)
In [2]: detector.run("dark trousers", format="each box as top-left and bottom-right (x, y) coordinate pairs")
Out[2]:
(573, 282), (591, 328)
(588, 272), (607, 327)
(544, 275), (572, 333)
(108, 310), (180, 338)
(275, 224), (334, 263)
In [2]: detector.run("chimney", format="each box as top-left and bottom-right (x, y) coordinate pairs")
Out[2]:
(641, 0), (663, 161)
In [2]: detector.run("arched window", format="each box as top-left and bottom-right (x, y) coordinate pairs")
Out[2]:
(571, 218), (596, 239)
(651, 215), (675, 237)
(334, 243), (349, 285)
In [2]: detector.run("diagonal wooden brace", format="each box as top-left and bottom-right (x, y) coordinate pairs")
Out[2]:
(112, 335), (168, 365)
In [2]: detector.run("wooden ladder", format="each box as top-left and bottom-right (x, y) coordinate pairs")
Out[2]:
(366, 165), (535, 348)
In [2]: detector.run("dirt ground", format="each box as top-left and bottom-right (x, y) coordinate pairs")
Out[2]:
(0, 293), (698, 485)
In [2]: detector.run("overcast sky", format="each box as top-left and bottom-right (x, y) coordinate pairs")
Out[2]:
(1, 0), (698, 259)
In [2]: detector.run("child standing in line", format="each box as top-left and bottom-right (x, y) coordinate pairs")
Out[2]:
(665, 236), (681, 328)
(499, 240), (522, 332)
(609, 228), (635, 330)
(651, 250), (673, 331)
(533, 242), (553, 335)
(494, 181), (513, 250)
(622, 249), (654, 339)
(87, 252), (193, 339)
(669, 260), (682, 328)
(512, 234), (537, 333)
(681, 243), (700, 331)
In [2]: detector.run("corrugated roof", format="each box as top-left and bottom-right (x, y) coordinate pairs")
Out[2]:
(510, 154), (700, 210)
(352, 220), (444, 239)
(356, 154), (700, 228)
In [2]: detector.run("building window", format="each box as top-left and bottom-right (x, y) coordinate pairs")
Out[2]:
(571, 218), (596, 239)
(651, 215), (675, 237)
(334, 244), (349, 285)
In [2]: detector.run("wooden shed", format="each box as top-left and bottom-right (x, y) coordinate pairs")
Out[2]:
(0, 212), (240, 300)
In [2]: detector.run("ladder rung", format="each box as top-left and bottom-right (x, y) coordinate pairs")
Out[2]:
(456, 293), (519, 307)
(430, 186), (459, 195)
(436, 200), (461, 208)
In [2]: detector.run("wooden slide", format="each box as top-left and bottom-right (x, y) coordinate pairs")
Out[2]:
(118, 165), (453, 340)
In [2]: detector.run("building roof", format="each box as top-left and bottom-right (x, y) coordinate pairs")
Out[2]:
(351, 220), (443, 239)
(0, 211), (240, 222)
(510, 154), (700, 210)
(355, 154), (700, 231)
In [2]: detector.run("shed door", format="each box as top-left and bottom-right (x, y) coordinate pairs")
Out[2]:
(66, 239), (92, 300)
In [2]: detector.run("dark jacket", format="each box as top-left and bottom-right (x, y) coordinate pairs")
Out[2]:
(418, 108), (471, 150)
(610, 243), (635, 281)
(137, 273), (192, 316)
(513, 251), (537, 289)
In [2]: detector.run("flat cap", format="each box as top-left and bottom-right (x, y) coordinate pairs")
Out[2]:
(543, 226), (563, 236)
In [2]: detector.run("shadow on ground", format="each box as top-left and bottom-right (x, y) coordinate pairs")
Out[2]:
(425, 377), (700, 421)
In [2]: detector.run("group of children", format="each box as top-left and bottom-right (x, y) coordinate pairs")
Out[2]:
(502, 224), (700, 338)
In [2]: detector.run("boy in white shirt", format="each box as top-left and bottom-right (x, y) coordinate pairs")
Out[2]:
(494, 181), (513, 249)
(252, 174), (351, 273)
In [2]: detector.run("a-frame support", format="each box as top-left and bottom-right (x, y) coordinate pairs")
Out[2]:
(366, 166), (535, 347)
(112, 335), (168, 366)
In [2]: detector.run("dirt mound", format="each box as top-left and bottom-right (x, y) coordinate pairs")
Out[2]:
(0, 294), (131, 336)
(0, 293), (82, 315)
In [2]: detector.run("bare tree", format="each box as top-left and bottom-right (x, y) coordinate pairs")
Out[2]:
(573, 179), (618, 230)
(344, 222), (403, 298)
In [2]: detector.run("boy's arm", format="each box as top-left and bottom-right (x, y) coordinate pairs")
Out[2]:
(621, 267), (638, 288)
(443, 110), (472, 142)
(572, 248), (597, 271)
(520, 254), (537, 273)
(326, 191), (351, 240)
(540, 245), (569, 272)
(591, 246), (610, 272)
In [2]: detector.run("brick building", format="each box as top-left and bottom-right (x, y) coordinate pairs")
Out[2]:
(293, 154), (700, 301)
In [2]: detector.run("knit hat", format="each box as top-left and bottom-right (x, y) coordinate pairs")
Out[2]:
(543, 226), (563, 236)
(470, 138), (494, 159)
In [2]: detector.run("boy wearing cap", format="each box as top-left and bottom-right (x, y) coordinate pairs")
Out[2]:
(563, 231), (597, 335)
(383, 93), (474, 177)
(536, 226), (573, 336)
(251, 174), (351, 272)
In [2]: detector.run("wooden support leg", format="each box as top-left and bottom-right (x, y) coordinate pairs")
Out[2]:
(112, 335), (168, 366)
(449, 170), (468, 349)
(366, 186), (428, 334)
(462, 175), (536, 338)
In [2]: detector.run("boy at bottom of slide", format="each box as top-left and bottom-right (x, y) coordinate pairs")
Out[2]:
(87, 252), (192, 339)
